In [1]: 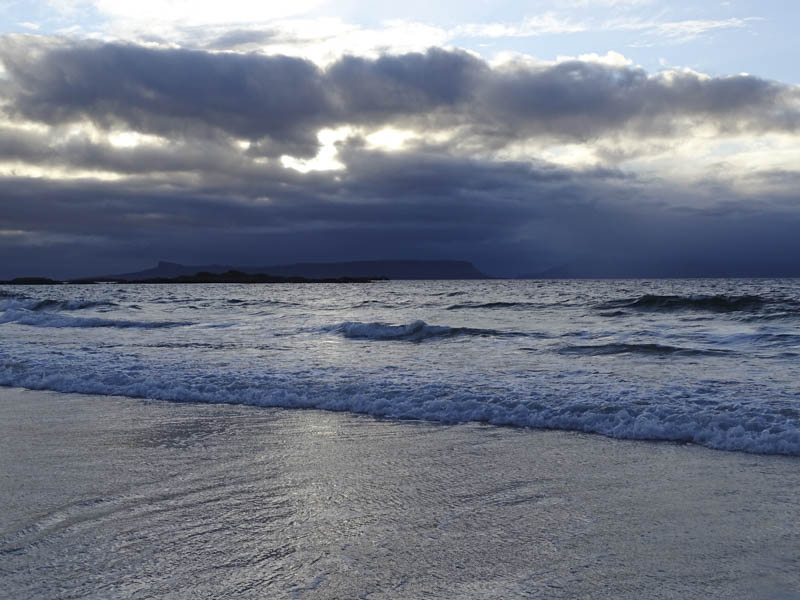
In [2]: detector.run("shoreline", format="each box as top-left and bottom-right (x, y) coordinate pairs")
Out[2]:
(2, 387), (799, 598)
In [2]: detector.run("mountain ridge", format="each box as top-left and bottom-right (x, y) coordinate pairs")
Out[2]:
(101, 259), (489, 281)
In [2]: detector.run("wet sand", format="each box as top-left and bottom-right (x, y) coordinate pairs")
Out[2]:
(1, 387), (799, 599)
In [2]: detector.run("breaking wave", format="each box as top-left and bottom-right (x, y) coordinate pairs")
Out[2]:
(1, 297), (118, 312)
(1, 358), (799, 456)
(327, 320), (518, 341)
(0, 309), (191, 329)
(2, 279), (799, 457)
(31, 299), (119, 311)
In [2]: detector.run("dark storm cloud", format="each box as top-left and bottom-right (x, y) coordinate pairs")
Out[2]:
(0, 37), (331, 156)
(476, 60), (797, 142)
(0, 124), (281, 179)
(1, 37), (798, 156)
(1, 145), (799, 279)
(325, 50), (484, 122)
(0, 36), (799, 279)
(0, 149), (583, 235)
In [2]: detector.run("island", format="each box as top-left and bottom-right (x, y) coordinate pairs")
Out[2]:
(0, 259), (489, 284)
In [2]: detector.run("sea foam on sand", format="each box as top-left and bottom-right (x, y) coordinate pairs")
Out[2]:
(1, 387), (799, 599)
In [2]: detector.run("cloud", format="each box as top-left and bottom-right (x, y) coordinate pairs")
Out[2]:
(653, 17), (755, 40)
(1, 37), (797, 157)
(204, 29), (279, 50)
(452, 13), (586, 38)
(179, 19), (451, 67)
(48, 0), (326, 24)
(449, 12), (757, 46)
(0, 36), (798, 278)
(607, 16), (762, 46)
(0, 37), (332, 156)
(0, 135), (799, 279)
(566, 0), (654, 5)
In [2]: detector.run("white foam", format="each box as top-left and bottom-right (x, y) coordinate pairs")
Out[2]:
(2, 280), (799, 457)
(1, 354), (798, 456)
(34, 299), (118, 311)
(0, 309), (191, 329)
(1, 298), (116, 312)
(331, 320), (453, 341)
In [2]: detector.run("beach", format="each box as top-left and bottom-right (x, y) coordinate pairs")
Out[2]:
(2, 387), (798, 599)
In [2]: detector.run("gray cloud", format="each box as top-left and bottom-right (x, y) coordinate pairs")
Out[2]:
(205, 29), (280, 50)
(1, 145), (798, 279)
(478, 60), (796, 141)
(0, 37), (330, 156)
(1, 37), (797, 156)
(0, 36), (799, 279)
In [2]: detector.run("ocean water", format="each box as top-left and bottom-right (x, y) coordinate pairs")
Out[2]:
(1, 278), (799, 455)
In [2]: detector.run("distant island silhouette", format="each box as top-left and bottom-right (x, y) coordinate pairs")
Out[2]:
(0, 260), (489, 284)
(107, 260), (488, 281)
(74, 270), (384, 284)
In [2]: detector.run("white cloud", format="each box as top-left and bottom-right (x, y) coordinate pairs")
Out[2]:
(28, 0), (763, 70)
(85, 17), (449, 65)
(252, 19), (448, 64)
(574, 50), (633, 66)
(453, 13), (586, 38)
(566, 0), (654, 5)
(489, 50), (633, 69)
(0, 160), (124, 181)
(446, 11), (758, 48)
(603, 15), (760, 44)
(49, 0), (326, 24)
(604, 131), (800, 191)
(654, 17), (755, 40)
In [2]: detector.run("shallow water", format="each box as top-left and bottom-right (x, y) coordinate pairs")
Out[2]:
(2, 390), (799, 599)
(1, 279), (799, 454)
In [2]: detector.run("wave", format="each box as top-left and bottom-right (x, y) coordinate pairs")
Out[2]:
(597, 294), (767, 313)
(0, 309), (191, 329)
(712, 332), (800, 348)
(226, 299), (298, 308)
(596, 310), (628, 318)
(446, 301), (537, 311)
(2, 361), (799, 457)
(326, 320), (519, 341)
(1, 298), (118, 312)
(560, 343), (731, 357)
(349, 300), (398, 309)
(31, 299), (119, 311)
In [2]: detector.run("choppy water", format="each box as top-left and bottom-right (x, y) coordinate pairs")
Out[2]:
(1, 279), (799, 455)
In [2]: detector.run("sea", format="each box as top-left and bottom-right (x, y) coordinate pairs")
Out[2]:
(1, 278), (799, 456)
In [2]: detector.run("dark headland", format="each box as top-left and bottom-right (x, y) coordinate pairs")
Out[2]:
(0, 260), (489, 284)
(110, 260), (488, 281)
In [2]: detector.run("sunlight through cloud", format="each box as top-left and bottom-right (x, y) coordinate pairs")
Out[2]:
(280, 127), (351, 173)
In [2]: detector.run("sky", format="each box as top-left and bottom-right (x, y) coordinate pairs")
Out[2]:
(0, 0), (798, 278)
